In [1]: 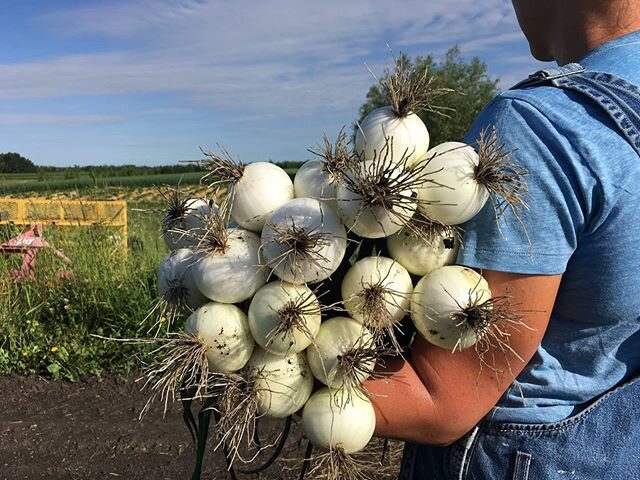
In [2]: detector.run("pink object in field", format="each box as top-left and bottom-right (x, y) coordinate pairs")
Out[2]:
(0, 224), (72, 281)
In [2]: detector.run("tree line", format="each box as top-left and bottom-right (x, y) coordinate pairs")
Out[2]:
(0, 152), (38, 174)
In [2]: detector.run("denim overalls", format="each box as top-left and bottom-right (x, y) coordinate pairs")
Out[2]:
(398, 64), (640, 480)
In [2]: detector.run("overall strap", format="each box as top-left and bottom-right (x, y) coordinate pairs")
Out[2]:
(513, 63), (640, 156)
(512, 63), (586, 88)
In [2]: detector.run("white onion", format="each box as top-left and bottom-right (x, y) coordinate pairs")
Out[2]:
(411, 265), (491, 350)
(157, 248), (208, 311)
(416, 142), (490, 225)
(386, 224), (459, 276)
(306, 316), (376, 388)
(302, 387), (376, 453)
(248, 281), (321, 355)
(163, 198), (211, 250)
(185, 302), (255, 373)
(341, 256), (413, 327)
(245, 348), (314, 418)
(230, 162), (294, 232)
(355, 106), (430, 167)
(336, 160), (417, 238)
(293, 159), (339, 208)
(261, 197), (347, 284)
(192, 228), (268, 304)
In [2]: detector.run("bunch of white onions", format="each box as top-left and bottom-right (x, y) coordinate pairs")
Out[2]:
(140, 156), (375, 467)
(132, 50), (528, 480)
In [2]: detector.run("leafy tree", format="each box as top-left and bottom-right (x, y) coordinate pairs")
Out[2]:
(276, 160), (305, 170)
(0, 152), (38, 174)
(356, 46), (499, 147)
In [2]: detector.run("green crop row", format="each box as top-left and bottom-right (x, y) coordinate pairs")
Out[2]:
(0, 172), (206, 195)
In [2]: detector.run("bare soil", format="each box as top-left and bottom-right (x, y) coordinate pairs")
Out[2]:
(0, 375), (401, 480)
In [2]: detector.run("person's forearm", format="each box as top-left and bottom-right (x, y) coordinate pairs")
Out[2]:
(364, 356), (466, 446)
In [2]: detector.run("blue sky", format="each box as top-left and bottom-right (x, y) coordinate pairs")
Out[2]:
(1, 0), (552, 167)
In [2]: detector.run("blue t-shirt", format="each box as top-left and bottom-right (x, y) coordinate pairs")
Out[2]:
(457, 31), (640, 423)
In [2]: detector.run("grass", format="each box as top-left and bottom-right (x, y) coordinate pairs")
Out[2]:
(0, 203), (169, 380)
(0, 165), (301, 380)
(1, 212), (158, 379)
(0, 171), (205, 195)
(0, 167), (299, 196)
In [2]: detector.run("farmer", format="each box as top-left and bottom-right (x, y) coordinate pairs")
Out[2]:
(365, 0), (640, 478)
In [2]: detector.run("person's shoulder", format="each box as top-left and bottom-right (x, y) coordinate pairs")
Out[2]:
(466, 85), (565, 141)
(463, 78), (590, 179)
(466, 78), (592, 146)
(484, 82), (577, 120)
(499, 84), (569, 104)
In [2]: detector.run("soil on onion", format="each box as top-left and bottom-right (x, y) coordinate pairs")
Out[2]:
(0, 374), (402, 480)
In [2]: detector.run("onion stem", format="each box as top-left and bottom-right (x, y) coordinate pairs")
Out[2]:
(265, 289), (322, 350)
(452, 292), (532, 376)
(162, 186), (193, 235)
(305, 446), (379, 480)
(372, 50), (453, 118)
(307, 128), (355, 184)
(198, 145), (245, 187)
(402, 211), (462, 246)
(193, 201), (230, 255)
(209, 372), (261, 465)
(474, 127), (529, 224)
(137, 333), (211, 419)
(341, 137), (449, 236)
(144, 279), (191, 335)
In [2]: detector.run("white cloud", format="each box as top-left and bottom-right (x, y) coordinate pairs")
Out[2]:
(4, 0), (547, 165)
(8, 0), (536, 113)
(0, 113), (121, 125)
(37, 0), (210, 38)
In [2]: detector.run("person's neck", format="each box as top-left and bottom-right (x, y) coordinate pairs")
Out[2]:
(551, 4), (640, 64)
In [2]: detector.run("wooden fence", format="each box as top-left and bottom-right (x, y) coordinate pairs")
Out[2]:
(0, 198), (128, 255)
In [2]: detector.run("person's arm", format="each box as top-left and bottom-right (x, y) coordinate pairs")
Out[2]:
(363, 270), (562, 446)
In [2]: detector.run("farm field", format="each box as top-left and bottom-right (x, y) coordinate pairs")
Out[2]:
(1, 165), (294, 380)
(0, 173), (204, 477)
(0, 171), (204, 196)
(0, 169), (402, 480)
(0, 374), (402, 479)
(0, 167), (298, 197)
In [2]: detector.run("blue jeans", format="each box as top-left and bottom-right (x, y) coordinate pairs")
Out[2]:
(399, 374), (640, 479)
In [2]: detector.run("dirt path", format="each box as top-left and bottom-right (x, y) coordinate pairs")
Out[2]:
(0, 375), (401, 480)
